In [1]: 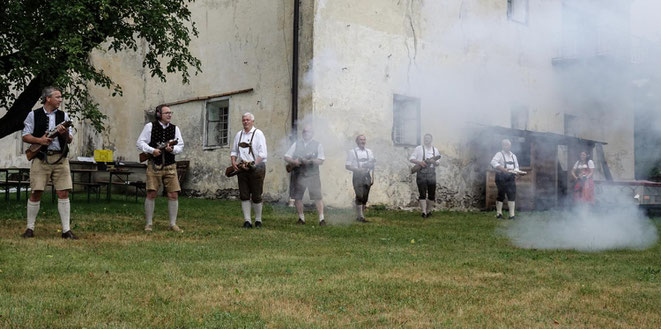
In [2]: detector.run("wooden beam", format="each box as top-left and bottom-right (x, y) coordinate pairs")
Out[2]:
(161, 88), (254, 107)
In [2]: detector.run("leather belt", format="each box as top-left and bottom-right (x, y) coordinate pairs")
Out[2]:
(46, 151), (63, 156)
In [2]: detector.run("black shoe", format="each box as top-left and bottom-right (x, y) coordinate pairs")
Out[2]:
(319, 219), (327, 226)
(425, 212), (432, 218)
(421, 212), (426, 218)
(254, 221), (262, 228)
(21, 228), (34, 238)
(242, 221), (253, 229)
(495, 214), (503, 219)
(508, 216), (515, 220)
(296, 218), (306, 225)
(61, 230), (79, 240)
(356, 217), (368, 223)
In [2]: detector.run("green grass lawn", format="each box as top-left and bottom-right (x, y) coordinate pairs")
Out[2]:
(0, 195), (659, 328)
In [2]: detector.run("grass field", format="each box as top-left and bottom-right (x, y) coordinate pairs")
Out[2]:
(0, 195), (659, 328)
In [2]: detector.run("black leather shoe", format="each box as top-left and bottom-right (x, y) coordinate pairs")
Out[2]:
(296, 218), (305, 225)
(421, 212), (426, 218)
(319, 219), (327, 226)
(254, 221), (262, 228)
(356, 217), (369, 223)
(508, 216), (515, 220)
(495, 214), (503, 219)
(425, 212), (432, 218)
(242, 221), (253, 229)
(21, 228), (34, 238)
(61, 230), (79, 240)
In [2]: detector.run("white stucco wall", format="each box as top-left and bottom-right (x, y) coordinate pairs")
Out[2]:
(1, 0), (636, 207)
(307, 0), (578, 208)
(81, 0), (310, 200)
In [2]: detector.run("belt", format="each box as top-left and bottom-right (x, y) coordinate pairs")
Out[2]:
(46, 151), (63, 156)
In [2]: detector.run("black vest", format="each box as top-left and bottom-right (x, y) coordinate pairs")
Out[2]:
(293, 140), (320, 176)
(148, 121), (176, 166)
(32, 108), (67, 160)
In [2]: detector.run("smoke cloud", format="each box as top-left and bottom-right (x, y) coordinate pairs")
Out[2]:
(505, 206), (658, 252)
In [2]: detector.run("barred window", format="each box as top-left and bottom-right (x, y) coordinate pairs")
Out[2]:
(204, 98), (229, 148)
(392, 94), (420, 146)
(507, 0), (528, 25)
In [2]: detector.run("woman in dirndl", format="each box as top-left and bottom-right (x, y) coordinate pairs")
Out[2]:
(571, 151), (595, 204)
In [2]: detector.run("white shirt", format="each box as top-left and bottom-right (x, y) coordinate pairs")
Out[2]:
(573, 160), (595, 170)
(346, 147), (375, 168)
(136, 121), (185, 154)
(22, 108), (74, 151)
(230, 127), (267, 162)
(409, 145), (440, 167)
(490, 151), (519, 170)
(284, 140), (325, 160)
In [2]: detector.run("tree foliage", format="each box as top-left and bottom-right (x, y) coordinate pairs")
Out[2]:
(0, 0), (201, 138)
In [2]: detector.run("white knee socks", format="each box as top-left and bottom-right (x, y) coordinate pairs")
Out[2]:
(27, 200), (40, 230)
(427, 200), (435, 214)
(241, 200), (251, 223)
(356, 204), (364, 218)
(253, 202), (263, 222)
(496, 201), (503, 215)
(168, 200), (178, 226)
(58, 199), (71, 233)
(508, 201), (515, 217)
(419, 200), (427, 214)
(144, 199), (155, 225)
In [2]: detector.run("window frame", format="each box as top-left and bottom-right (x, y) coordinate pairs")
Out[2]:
(203, 96), (231, 150)
(392, 94), (421, 147)
(507, 0), (529, 25)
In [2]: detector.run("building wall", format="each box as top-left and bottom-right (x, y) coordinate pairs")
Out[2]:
(308, 0), (575, 208)
(1, 0), (636, 208)
(82, 0), (315, 201)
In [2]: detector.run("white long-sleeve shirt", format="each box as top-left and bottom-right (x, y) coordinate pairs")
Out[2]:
(230, 127), (268, 162)
(284, 140), (325, 160)
(409, 145), (440, 167)
(490, 151), (519, 170)
(136, 122), (185, 154)
(346, 147), (375, 169)
(22, 108), (74, 151)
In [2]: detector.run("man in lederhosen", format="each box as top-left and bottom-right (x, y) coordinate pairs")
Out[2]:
(409, 133), (440, 218)
(490, 139), (520, 220)
(345, 134), (375, 222)
(230, 112), (267, 228)
(21, 86), (78, 239)
(136, 105), (185, 232)
(284, 124), (326, 226)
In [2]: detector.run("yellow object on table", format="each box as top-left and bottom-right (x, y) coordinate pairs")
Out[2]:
(94, 150), (113, 163)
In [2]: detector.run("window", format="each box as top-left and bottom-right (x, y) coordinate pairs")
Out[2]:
(512, 137), (531, 167)
(564, 113), (577, 136)
(507, 0), (528, 25)
(511, 106), (529, 130)
(204, 98), (230, 148)
(392, 94), (420, 146)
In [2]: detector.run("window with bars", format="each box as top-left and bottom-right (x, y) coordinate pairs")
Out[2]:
(204, 98), (230, 148)
(392, 94), (420, 146)
(511, 106), (529, 130)
(507, 0), (528, 25)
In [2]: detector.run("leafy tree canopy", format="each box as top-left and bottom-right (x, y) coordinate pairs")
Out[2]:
(0, 0), (201, 138)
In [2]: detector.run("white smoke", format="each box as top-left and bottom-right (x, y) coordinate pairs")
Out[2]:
(505, 190), (659, 252)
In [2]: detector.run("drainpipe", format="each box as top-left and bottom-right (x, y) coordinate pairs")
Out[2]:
(291, 0), (300, 142)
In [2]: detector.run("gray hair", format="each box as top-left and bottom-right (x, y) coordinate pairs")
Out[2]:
(40, 86), (61, 104)
(502, 139), (512, 147)
(242, 112), (255, 121)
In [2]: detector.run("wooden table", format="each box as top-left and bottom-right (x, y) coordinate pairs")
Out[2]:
(105, 169), (133, 201)
(70, 168), (100, 202)
(0, 167), (30, 201)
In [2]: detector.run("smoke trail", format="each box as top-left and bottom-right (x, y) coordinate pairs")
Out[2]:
(505, 193), (658, 251)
